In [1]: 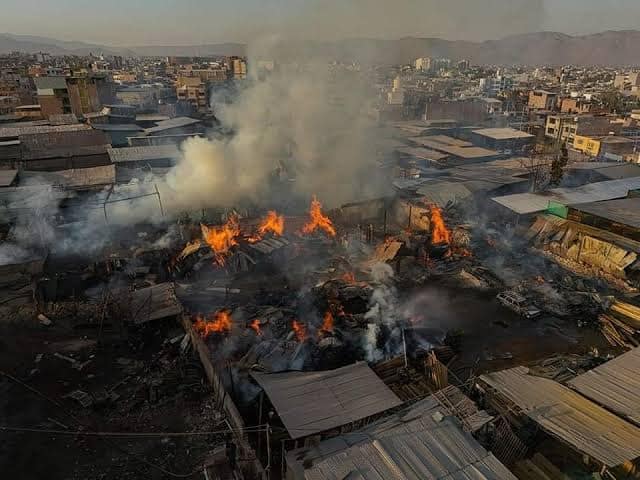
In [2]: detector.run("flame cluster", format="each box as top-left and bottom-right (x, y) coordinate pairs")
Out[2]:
(193, 310), (233, 338)
(320, 311), (334, 335)
(250, 319), (263, 336)
(201, 217), (241, 265)
(429, 205), (451, 245)
(292, 320), (306, 342)
(302, 196), (336, 237)
(258, 211), (285, 236)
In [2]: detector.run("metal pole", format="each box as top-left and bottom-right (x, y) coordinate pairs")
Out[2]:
(402, 328), (408, 368)
(265, 422), (271, 479)
(154, 183), (165, 217)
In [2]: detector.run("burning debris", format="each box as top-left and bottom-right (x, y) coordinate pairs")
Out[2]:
(193, 310), (233, 337)
(302, 196), (336, 237)
(429, 204), (451, 245)
(256, 210), (285, 237)
(201, 217), (241, 266)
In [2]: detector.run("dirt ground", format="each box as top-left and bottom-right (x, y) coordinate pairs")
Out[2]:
(0, 309), (226, 480)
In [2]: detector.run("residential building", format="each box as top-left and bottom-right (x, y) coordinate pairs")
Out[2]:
(14, 104), (42, 119)
(528, 90), (558, 111)
(387, 76), (405, 105)
(34, 76), (71, 118)
(545, 115), (620, 144)
(176, 76), (208, 111)
(479, 74), (513, 97)
(230, 57), (247, 79)
(35, 74), (116, 119)
(116, 86), (160, 111)
(415, 57), (432, 72)
(0, 96), (18, 115)
(560, 97), (594, 114)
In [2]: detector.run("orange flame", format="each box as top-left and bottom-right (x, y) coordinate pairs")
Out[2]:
(341, 272), (356, 283)
(292, 320), (306, 342)
(193, 310), (233, 338)
(201, 216), (240, 265)
(250, 319), (262, 336)
(320, 311), (334, 334)
(302, 196), (336, 237)
(258, 210), (285, 236)
(429, 205), (451, 244)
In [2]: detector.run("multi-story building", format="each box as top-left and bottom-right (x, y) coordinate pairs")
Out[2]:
(528, 90), (558, 111)
(415, 57), (432, 72)
(35, 74), (116, 118)
(176, 76), (208, 111)
(560, 98), (594, 114)
(230, 57), (247, 79)
(34, 76), (72, 117)
(545, 114), (620, 144)
(479, 74), (514, 97)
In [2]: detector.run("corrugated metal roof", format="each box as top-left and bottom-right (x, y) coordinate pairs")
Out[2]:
(92, 124), (143, 132)
(107, 145), (181, 163)
(416, 181), (473, 206)
(19, 130), (110, 160)
(299, 392), (514, 480)
(570, 198), (640, 229)
(492, 177), (640, 215)
(145, 117), (202, 134)
(21, 165), (115, 189)
(568, 348), (640, 427)
(252, 362), (402, 439)
(0, 123), (91, 141)
(472, 128), (534, 140)
(33, 76), (67, 90)
(48, 114), (79, 126)
(479, 366), (640, 467)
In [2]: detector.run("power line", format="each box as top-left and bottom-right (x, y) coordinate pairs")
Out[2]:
(0, 425), (267, 438)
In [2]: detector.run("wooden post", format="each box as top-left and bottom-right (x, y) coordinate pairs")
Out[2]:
(154, 183), (165, 217)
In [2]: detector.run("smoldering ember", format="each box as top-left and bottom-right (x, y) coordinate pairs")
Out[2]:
(4, 10), (640, 480)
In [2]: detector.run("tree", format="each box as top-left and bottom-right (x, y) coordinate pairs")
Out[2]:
(600, 89), (625, 114)
(550, 143), (568, 186)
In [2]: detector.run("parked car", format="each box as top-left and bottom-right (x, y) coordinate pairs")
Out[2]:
(497, 291), (542, 319)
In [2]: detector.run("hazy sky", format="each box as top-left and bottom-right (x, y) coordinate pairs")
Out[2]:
(0, 0), (638, 45)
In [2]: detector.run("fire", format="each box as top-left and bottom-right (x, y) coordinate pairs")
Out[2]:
(429, 205), (451, 245)
(200, 216), (240, 265)
(193, 310), (233, 338)
(320, 311), (334, 334)
(250, 319), (262, 336)
(302, 196), (336, 237)
(292, 320), (306, 342)
(341, 272), (356, 283)
(258, 211), (285, 236)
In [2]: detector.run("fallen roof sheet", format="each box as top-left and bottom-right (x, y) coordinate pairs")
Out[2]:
(129, 283), (183, 325)
(295, 390), (512, 480)
(251, 362), (402, 439)
(492, 177), (640, 215)
(0, 169), (18, 187)
(569, 348), (640, 427)
(479, 366), (640, 467)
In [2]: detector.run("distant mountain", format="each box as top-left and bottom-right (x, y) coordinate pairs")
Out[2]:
(1, 31), (640, 65)
(0, 33), (133, 56)
(312, 31), (640, 66)
(129, 43), (246, 58)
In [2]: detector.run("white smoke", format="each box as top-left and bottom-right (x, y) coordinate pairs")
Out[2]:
(363, 262), (400, 361)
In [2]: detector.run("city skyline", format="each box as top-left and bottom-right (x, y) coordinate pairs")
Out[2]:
(0, 0), (639, 46)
